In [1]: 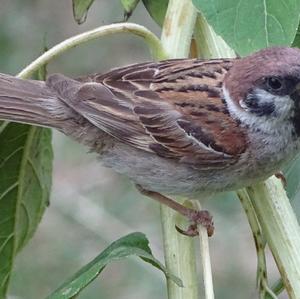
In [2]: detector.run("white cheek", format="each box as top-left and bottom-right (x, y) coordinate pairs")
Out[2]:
(222, 85), (294, 135)
(250, 88), (294, 120)
(223, 86), (300, 166)
(222, 85), (258, 128)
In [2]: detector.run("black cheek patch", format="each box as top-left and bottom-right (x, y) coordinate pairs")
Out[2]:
(243, 94), (275, 116)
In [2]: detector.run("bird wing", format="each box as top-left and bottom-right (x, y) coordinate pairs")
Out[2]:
(46, 58), (247, 169)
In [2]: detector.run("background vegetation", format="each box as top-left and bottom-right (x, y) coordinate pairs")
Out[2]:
(1, 0), (300, 298)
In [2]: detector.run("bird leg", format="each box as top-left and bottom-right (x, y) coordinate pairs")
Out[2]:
(136, 185), (214, 237)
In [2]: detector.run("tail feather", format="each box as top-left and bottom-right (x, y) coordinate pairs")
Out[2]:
(0, 73), (71, 129)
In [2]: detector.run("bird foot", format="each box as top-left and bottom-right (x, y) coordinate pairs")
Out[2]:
(275, 171), (287, 188)
(136, 185), (214, 237)
(175, 210), (214, 237)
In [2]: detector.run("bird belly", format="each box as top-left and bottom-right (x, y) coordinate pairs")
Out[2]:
(99, 141), (279, 197)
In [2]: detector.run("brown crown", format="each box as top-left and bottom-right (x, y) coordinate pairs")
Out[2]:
(224, 47), (300, 104)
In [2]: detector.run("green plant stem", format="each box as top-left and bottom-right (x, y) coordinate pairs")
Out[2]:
(159, 1), (198, 299)
(269, 279), (284, 297)
(17, 22), (166, 78)
(160, 203), (198, 299)
(193, 14), (235, 59)
(246, 179), (300, 299)
(192, 200), (214, 299)
(237, 190), (277, 299)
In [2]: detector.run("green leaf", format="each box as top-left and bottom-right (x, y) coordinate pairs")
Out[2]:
(142, 0), (169, 27)
(121, 0), (140, 21)
(0, 124), (53, 297)
(0, 50), (52, 297)
(72, 0), (95, 24)
(193, 0), (300, 56)
(292, 24), (300, 47)
(46, 232), (182, 299)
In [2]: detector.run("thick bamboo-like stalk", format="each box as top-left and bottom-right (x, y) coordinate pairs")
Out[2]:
(159, 1), (199, 299)
(192, 200), (215, 299)
(237, 190), (277, 299)
(160, 204), (199, 299)
(246, 180), (300, 298)
(160, 0), (197, 58)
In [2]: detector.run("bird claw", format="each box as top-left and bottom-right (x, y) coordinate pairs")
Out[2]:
(175, 224), (199, 237)
(275, 171), (287, 188)
(135, 185), (215, 237)
(175, 210), (214, 237)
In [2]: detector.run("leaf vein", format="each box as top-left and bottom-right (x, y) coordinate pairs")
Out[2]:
(233, 0), (242, 46)
(0, 182), (19, 202)
(0, 146), (24, 168)
(0, 233), (14, 256)
(263, 0), (269, 46)
(0, 216), (14, 226)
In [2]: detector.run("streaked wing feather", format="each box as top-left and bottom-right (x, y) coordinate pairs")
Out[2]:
(47, 58), (247, 169)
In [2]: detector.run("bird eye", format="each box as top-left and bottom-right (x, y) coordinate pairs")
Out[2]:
(266, 77), (283, 91)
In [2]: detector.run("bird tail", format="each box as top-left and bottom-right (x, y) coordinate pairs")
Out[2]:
(0, 73), (70, 130)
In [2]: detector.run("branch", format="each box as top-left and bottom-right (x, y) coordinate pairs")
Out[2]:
(17, 22), (166, 78)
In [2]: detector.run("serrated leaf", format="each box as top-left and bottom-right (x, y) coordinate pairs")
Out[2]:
(72, 0), (95, 24)
(193, 0), (300, 56)
(121, 0), (140, 21)
(46, 232), (182, 299)
(142, 0), (169, 27)
(0, 124), (53, 297)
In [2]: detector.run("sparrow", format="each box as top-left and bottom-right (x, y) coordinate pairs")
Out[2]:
(1, 46), (300, 236)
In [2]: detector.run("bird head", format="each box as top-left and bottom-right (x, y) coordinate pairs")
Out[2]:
(223, 47), (300, 135)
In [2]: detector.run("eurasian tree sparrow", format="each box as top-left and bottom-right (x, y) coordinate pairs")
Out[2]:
(1, 47), (300, 236)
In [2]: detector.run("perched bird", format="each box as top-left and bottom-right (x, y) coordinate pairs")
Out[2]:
(1, 47), (300, 236)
